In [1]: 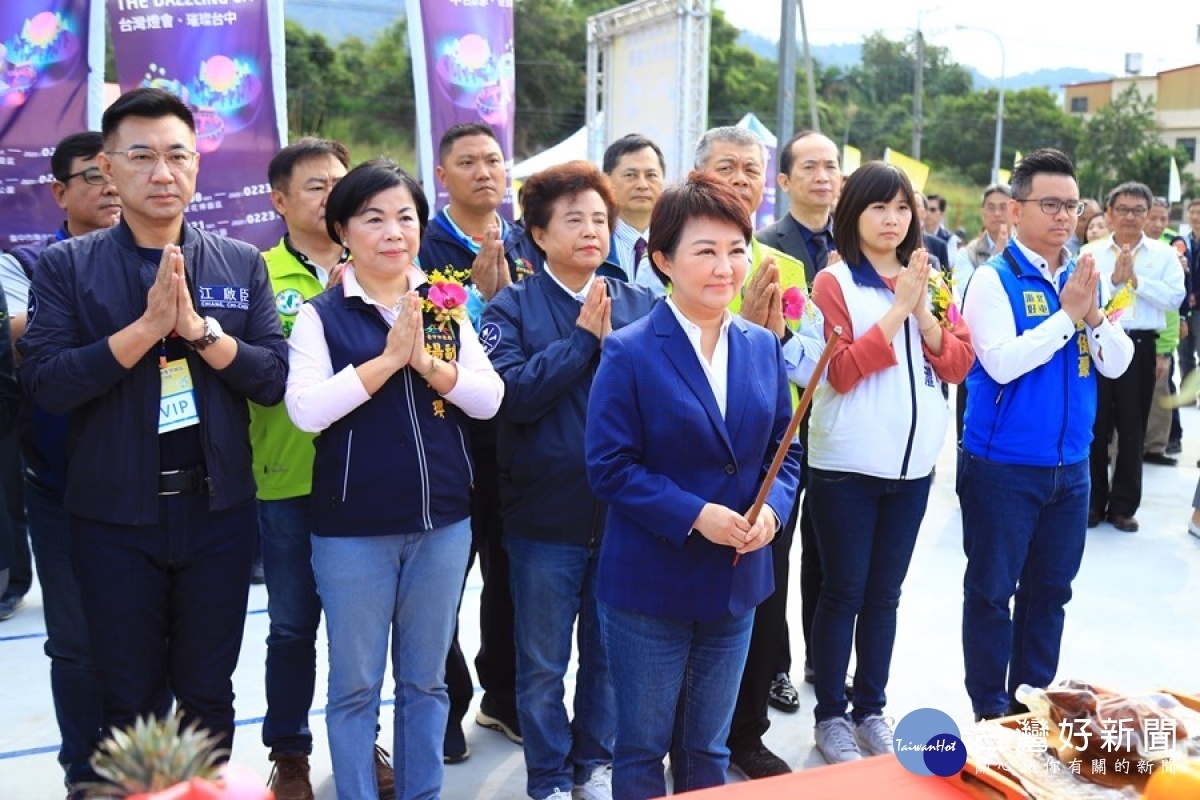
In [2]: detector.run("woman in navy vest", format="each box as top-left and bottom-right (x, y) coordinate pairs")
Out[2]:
(285, 159), (504, 799)
(806, 162), (973, 764)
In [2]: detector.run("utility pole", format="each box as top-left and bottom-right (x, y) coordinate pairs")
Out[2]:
(912, 28), (924, 160)
(798, 0), (819, 132)
(775, 0), (797, 222)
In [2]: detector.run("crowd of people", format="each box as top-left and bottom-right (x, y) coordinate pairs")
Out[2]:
(2, 84), (1198, 800)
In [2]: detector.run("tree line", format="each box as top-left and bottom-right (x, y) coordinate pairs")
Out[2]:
(279, 4), (1195, 207)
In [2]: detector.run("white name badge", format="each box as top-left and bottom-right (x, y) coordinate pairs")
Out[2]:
(160, 358), (200, 434)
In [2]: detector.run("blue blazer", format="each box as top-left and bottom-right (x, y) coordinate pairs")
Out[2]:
(585, 301), (802, 621)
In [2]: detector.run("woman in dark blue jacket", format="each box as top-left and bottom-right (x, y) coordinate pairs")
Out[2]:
(479, 161), (656, 800)
(585, 175), (800, 799)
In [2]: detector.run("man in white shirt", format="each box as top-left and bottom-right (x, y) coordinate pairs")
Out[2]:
(952, 183), (1011, 292)
(1087, 182), (1186, 532)
(959, 148), (1133, 720)
(602, 134), (665, 292)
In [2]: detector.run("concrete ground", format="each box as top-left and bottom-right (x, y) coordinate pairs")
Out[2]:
(3, 392), (1200, 798)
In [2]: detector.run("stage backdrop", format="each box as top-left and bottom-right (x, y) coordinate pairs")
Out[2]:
(0, 0), (103, 250)
(406, 0), (516, 218)
(108, 0), (287, 249)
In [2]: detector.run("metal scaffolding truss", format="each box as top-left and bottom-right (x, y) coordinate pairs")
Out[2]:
(586, 0), (711, 179)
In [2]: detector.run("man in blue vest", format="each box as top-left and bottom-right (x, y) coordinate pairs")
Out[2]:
(958, 149), (1133, 720)
(0, 131), (121, 792)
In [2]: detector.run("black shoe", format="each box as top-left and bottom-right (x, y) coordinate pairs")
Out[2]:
(803, 661), (815, 685)
(475, 706), (522, 745)
(443, 724), (470, 764)
(767, 673), (800, 713)
(1166, 440), (1182, 455)
(729, 743), (791, 779)
(1144, 451), (1178, 466)
(1087, 509), (1103, 529)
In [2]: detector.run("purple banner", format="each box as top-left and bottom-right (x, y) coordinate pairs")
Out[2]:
(408, 0), (515, 218)
(0, 1), (94, 251)
(108, 0), (285, 249)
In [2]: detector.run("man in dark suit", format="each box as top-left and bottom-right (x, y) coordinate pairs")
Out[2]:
(915, 192), (949, 270)
(722, 130), (839, 779)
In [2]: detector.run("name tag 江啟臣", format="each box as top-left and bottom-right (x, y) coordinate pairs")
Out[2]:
(160, 358), (199, 434)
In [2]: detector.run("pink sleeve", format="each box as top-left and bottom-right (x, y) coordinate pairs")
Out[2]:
(811, 270), (898, 394)
(923, 318), (975, 384)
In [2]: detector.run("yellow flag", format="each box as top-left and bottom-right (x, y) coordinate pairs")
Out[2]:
(843, 145), (862, 175)
(882, 148), (930, 193)
(998, 168), (1011, 184)
(1013, 150), (1023, 169)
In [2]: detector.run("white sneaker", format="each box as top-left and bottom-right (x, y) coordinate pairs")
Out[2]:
(854, 714), (895, 756)
(814, 717), (863, 764)
(573, 765), (612, 800)
(542, 790), (573, 800)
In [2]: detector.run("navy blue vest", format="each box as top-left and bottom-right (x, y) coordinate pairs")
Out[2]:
(962, 246), (1097, 467)
(308, 288), (474, 537)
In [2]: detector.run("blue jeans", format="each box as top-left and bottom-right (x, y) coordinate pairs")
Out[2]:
(507, 535), (613, 799)
(25, 476), (103, 786)
(807, 469), (931, 723)
(71, 494), (256, 755)
(958, 452), (1089, 716)
(600, 601), (753, 800)
(259, 497), (322, 754)
(312, 520), (470, 800)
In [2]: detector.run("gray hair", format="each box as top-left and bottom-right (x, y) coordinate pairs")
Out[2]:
(693, 126), (767, 171)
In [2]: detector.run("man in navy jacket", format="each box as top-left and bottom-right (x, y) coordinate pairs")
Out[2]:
(19, 88), (286, 765)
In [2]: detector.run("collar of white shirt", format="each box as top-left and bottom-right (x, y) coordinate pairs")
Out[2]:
(1011, 236), (1071, 283)
(543, 263), (595, 303)
(342, 263), (428, 310)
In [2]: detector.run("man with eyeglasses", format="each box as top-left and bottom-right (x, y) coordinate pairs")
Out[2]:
(0, 131), (124, 793)
(1086, 183), (1185, 532)
(18, 88), (287, 771)
(952, 184), (1012, 293)
(958, 149), (1133, 721)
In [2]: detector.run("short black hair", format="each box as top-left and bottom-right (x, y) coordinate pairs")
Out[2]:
(1105, 180), (1152, 210)
(324, 158), (428, 244)
(777, 130), (830, 177)
(268, 137), (351, 191)
(1010, 149), (1076, 200)
(101, 87), (195, 145)
(832, 161), (922, 267)
(50, 132), (104, 182)
(925, 193), (946, 212)
(602, 134), (665, 175)
(438, 123), (499, 164)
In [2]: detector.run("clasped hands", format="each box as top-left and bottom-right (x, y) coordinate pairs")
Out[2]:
(693, 502), (777, 555)
(143, 244), (206, 342)
(381, 292), (434, 374)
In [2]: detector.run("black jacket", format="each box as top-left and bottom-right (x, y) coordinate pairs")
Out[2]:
(18, 219), (287, 524)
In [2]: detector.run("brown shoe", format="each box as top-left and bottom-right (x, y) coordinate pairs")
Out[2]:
(268, 752), (314, 800)
(1107, 514), (1139, 533)
(375, 744), (396, 800)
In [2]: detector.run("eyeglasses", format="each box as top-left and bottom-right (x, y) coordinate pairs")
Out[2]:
(62, 167), (109, 186)
(1112, 205), (1149, 217)
(106, 147), (198, 174)
(1015, 197), (1087, 216)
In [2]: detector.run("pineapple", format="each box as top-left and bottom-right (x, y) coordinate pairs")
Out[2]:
(85, 714), (228, 799)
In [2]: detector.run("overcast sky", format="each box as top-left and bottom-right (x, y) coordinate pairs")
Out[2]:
(718, 0), (1200, 79)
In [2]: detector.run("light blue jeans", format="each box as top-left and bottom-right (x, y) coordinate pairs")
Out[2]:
(312, 519), (471, 800)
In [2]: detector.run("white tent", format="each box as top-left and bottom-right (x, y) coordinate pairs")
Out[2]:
(511, 125), (592, 180)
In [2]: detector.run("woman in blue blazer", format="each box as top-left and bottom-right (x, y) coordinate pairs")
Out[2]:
(585, 174), (801, 800)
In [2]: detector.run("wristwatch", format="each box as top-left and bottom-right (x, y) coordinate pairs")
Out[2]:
(187, 316), (224, 351)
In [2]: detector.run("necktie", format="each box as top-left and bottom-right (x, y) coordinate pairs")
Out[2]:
(632, 237), (648, 280)
(809, 231), (830, 274)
